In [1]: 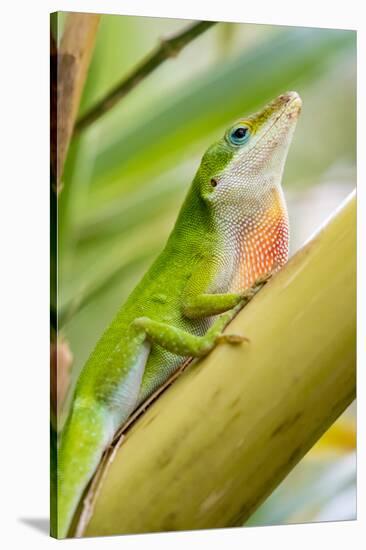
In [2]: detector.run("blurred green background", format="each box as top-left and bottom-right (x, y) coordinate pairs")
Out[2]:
(53, 14), (356, 527)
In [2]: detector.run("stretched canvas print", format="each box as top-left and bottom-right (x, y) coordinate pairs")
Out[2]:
(50, 11), (356, 539)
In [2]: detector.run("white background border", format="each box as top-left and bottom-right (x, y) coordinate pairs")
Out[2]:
(0, 1), (364, 548)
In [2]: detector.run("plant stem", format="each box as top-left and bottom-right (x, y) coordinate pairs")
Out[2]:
(74, 20), (217, 133)
(52, 12), (101, 191)
(76, 193), (356, 537)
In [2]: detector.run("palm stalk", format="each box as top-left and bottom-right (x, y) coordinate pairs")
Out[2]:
(74, 193), (356, 537)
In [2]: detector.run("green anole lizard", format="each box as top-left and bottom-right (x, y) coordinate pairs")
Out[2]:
(56, 91), (302, 537)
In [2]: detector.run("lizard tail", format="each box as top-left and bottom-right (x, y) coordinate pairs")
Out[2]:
(54, 398), (114, 538)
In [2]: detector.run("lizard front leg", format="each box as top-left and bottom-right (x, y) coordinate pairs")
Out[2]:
(132, 306), (247, 359)
(182, 273), (272, 319)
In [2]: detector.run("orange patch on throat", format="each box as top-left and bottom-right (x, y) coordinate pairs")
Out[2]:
(232, 205), (289, 291)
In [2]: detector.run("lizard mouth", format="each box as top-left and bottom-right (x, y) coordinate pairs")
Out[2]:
(279, 91), (302, 118)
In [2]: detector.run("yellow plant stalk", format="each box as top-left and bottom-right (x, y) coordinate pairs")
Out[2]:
(77, 193), (356, 537)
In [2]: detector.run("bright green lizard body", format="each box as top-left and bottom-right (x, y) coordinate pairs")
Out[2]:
(57, 91), (302, 537)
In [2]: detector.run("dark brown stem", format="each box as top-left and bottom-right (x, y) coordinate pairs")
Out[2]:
(74, 20), (217, 133)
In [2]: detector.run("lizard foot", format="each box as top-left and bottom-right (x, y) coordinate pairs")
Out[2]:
(254, 271), (273, 286)
(216, 333), (250, 345)
(240, 287), (258, 301)
(240, 271), (273, 301)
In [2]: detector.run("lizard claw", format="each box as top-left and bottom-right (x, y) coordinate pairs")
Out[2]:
(216, 333), (250, 345)
(254, 271), (273, 286)
(240, 287), (257, 300)
(240, 271), (273, 301)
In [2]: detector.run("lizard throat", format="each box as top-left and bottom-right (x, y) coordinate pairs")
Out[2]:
(217, 191), (289, 292)
(233, 210), (289, 290)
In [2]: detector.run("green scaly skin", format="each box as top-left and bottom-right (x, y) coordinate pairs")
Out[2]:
(56, 91), (302, 538)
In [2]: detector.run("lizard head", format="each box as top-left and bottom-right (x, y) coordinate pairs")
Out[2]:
(196, 91), (302, 288)
(198, 91), (301, 209)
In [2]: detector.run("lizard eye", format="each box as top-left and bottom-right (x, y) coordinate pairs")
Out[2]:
(227, 124), (250, 146)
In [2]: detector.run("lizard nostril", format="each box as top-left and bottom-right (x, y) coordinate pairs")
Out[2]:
(279, 93), (291, 104)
